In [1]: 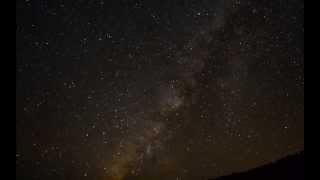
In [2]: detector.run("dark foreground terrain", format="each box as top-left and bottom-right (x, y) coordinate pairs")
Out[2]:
(212, 151), (304, 180)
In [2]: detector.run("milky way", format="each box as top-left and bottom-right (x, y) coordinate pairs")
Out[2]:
(17, 0), (304, 179)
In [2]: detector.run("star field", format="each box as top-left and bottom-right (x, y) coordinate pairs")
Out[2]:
(16, 0), (304, 179)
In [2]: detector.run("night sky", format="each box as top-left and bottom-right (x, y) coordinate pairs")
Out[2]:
(16, 0), (304, 179)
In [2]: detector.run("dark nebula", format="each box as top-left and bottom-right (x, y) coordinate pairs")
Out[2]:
(16, 0), (304, 179)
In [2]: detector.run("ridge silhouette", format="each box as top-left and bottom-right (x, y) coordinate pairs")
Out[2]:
(211, 151), (304, 180)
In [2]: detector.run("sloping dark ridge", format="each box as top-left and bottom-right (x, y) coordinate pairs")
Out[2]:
(211, 151), (304, 180)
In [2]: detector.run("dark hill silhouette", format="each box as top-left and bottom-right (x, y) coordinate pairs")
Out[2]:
(210, 151), (304, 180)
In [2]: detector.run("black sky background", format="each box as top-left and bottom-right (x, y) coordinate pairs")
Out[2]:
(16, 0), (304, 179)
